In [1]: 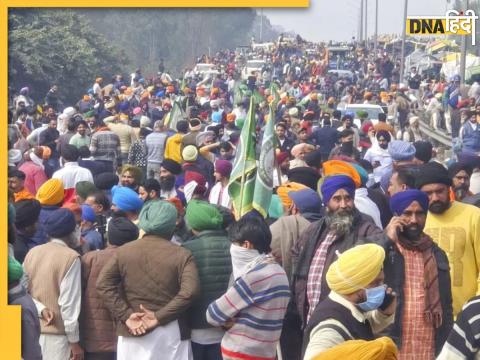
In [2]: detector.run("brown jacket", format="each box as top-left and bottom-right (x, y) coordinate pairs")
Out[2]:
(96, 235), (200, 340)
(270, 214), (314, 283)
(292, 210), (387, 327)
(80, 246), (118, 353)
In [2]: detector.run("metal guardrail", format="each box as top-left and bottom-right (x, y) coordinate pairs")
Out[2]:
(416, 110), (452, 148)
(418, 120), (452, 147)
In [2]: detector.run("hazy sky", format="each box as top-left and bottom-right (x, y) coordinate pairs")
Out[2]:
(264, 0), (448, 42)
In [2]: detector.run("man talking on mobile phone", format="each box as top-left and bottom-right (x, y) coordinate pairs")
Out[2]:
(303, 244), (396, 359)
(383, 189), (454, 359)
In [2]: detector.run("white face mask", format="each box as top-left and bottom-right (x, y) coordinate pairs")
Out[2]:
(230, 244), (261, 280)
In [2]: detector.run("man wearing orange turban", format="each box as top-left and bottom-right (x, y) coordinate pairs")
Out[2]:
(322, 160), (361, 188)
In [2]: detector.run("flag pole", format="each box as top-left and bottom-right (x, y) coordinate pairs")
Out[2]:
(238, 156), (248, 219)
(238, 96), (254, 218)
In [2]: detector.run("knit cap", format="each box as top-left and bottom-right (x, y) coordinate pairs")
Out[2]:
(107, 215), (139, 246)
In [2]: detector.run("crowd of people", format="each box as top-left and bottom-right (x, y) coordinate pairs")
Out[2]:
(6, 38), (480, 360)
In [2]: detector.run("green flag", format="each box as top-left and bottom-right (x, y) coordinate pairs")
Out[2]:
(180, 76), (186, 92)
(165, 100), (186, 131)
(233, 81), (246, 106)
(228, 96), (257, 219)
(252, 89), (265, 104)
(252, 103), (275, 218)
(271, 81), (281, 106)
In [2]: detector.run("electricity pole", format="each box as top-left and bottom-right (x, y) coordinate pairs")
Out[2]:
(399, 0), (409, 83)
(365, 0), (368, 47)
(374, 0), (379, 55)
(260, 8), (263, 43)
(360, 0), (364, 42)
(460, 0), (469, 84)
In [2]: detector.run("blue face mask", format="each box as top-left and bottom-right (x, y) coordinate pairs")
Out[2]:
(357, 285), (386, 312)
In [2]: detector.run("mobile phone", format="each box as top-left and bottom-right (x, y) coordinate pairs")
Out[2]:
(379, 291), (396, 311)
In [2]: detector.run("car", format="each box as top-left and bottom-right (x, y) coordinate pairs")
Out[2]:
(338, 104), (385, 128)
(252, 42), (275, 52)
(327, 46), (351, 69)
(327, 69), (355, 80)
(193, 63), (220, 78)
(241, 59), (266, 80)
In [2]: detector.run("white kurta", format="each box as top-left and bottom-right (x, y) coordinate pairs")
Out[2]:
(117, 320), (192, 360)
(208, 182), (231, 209)
(39, 334), (71, 360)
(355, 188), (383, 229)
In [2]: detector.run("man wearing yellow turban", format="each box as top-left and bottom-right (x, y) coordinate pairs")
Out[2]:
(303, 244), (396, 360)
(314, 337), (398, 360)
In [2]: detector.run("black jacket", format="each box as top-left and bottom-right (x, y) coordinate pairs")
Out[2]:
(303, 295), (374, 355)
(14, 231), (31, 264)
(382, 237), (454, 355)
(277, 136), (296, 154)
(79, 159), (106, 177)
(311, 126), (338, 156)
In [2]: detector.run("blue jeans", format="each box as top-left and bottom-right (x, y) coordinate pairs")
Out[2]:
(191, 342), (222, 360)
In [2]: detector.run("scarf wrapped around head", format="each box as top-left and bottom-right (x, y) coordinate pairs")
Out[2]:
(376, 130), (391, 142)
(8, 256), (24, 284)
(184, 171), (207, 202)
(139, 200), (177, 238)
(185, 199), (223, 231)
(277, 182), (308, 209)
(388, 140), (416, 161)
(313, 337), (398, 360)
(111, 186), (144, 212)
(389, 189), (429, 216)
(36, 179), (64, 206)
(29, 150), (44, 169)
(351, 164), (368, 187)
(322, 160), (361, 188)
(415, 162), (452, 189)
(321, 175), (356, 204)
(326, 244), (385, 295)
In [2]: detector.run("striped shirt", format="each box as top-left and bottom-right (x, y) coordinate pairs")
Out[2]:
(206, 256), (290, 360)
(437, 295), (480, 359)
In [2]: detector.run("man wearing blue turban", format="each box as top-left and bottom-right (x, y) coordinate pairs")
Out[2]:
(292, 174), (386, 328)
(383, 189), (453, 358)
(111, 185), (144, 222)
